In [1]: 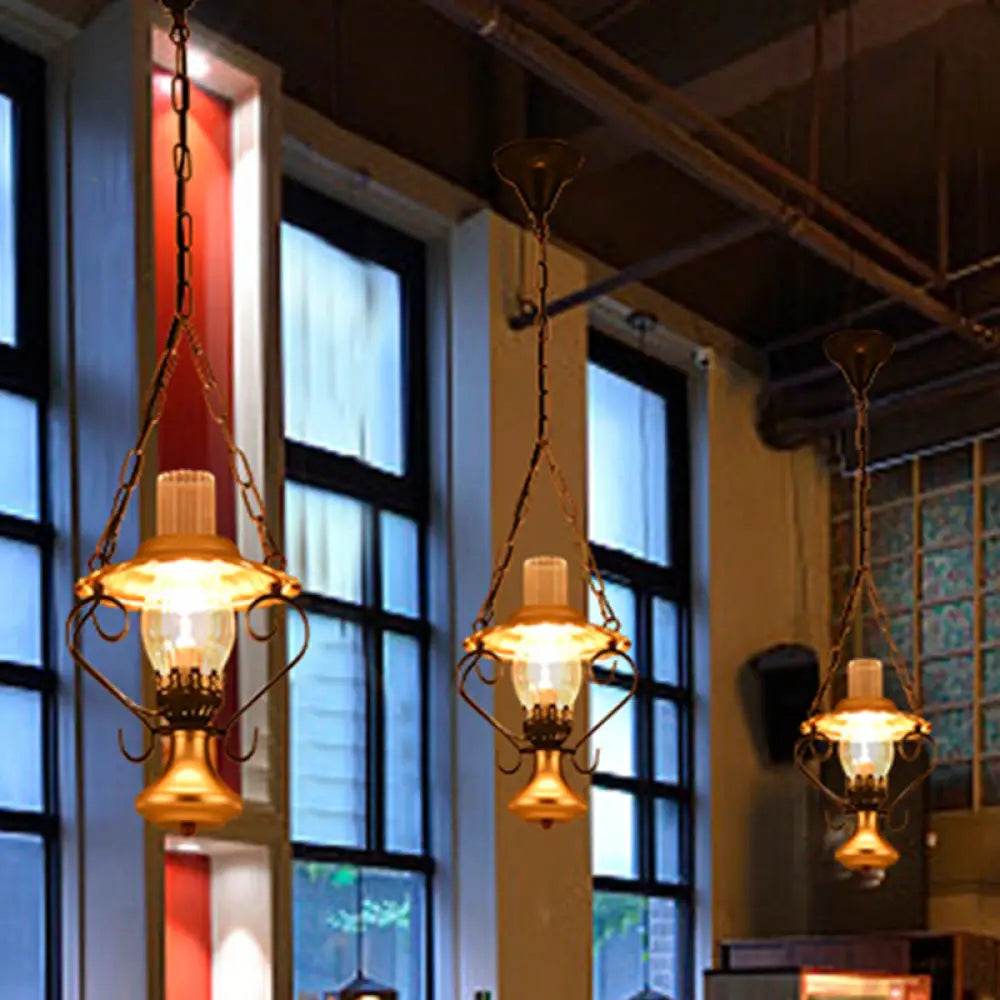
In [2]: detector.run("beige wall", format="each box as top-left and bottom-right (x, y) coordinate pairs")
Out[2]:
(700, 357), (830, 951)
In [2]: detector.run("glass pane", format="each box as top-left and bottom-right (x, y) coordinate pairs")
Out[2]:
(922, 547), (973, 602)
(984, 649), (1000, 697)
(282, 222), (404, 474)
(922, 445), (971, 490)
(654, 699), (680, 783)
(381, 512), (419, 618)
(921, 601), (973, 656)
(293, 862), (426, 1000)
(984, 481), (1000, 533)
(589, 581), (635, 676)
(655, 798), (680, 882)
(0, 538), (41, 665)
(985, 594), (1000, 644)
(384, 632), (422, 854)
(590, 682), (635, 778)
(593, 892), (644, 1000)
(0, 834), (44, 997)
(0, 392), (38, 519)
(983, 703), (1000, 755)
(588, 362), (669, 565)
(870, 504), (912, 558)
(922, 656), (973, 707)
(0, 687), (41, 811)
(873, 557), (912, 611)
(593, 895), (678, 1000)
(591, 787), (637, 878)
(921, 489), (973, 548)
(285, 482), (365, 604)
(652, 599), (679, 684)
(983, 538), (1000, 591)
(926, 706), (972, 763)
(870, 464), (911, 506)
(0, 97), (13, 346)
(290, 614), (366, 846)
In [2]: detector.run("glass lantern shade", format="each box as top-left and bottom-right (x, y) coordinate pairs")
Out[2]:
(469, 556), (628, 717)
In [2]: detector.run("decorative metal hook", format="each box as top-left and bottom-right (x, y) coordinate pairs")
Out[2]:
(497, 745), (528, 776)
(886, 732), (936, 832)
(117, 724), (157, 764)
(567, 647), (639, 761)
(66, 596), (158, 724)
(456, 648), (525, 756)
(795, 731), (849, 810)
(570, 742), (600, 776)
(225, 593), (310, 734)
(222, 723), (260, 764)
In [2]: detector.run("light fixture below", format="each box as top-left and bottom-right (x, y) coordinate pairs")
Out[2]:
(456, 139), (636, 827)
(796, 329), (934, 874)
(65, 0), (308, 836)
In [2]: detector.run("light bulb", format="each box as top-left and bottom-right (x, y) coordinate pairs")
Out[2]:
(511, 627), (583, 711)
(838, 725), (895, 781)
(140, 568), (235, 679)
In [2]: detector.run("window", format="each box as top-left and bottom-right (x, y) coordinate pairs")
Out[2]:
(587, 333), (692, 1000)
(0, 35), (55, 1000)
(830, 437), (1000, 812)
(281, 180), (431, 1000)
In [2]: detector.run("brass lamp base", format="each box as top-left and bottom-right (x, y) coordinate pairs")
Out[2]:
(136, 729), (242, 834)
(835, 810), (899, 873)
(493, 138), (583, 223)
(824, 329), (894, 397)
(508, 749), (587, 828)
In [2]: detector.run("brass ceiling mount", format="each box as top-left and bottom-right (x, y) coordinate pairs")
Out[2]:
(493, 138), (583, 223)
(823, 328), (894, 397)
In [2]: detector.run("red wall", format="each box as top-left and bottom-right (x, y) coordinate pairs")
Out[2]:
(152, 70), (241, 790)
(165, 853), (212, 1000)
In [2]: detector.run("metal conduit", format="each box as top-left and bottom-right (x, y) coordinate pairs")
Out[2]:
(424, 0), (999, 352)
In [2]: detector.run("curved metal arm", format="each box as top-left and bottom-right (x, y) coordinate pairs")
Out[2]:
(794, 730), (849, 811)
(568, 647), (639, 774)
(118, 724), (157, 763)
(456, 647), (527, 758)
(222, 723), (260, 764)
(222, 593), (309, 738)
(66, 595), (159, 726)
(886, 730), (936, 832)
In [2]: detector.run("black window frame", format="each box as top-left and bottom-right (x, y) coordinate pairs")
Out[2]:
(588, 330), (693, 1000)
(282, 178), (433, 999)
(0, 33), (58, 1000)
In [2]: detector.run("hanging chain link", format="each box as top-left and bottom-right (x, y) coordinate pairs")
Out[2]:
(809, 386), (919, 716)
(89, 2), (284, 573)
(472, 217), (620, 634)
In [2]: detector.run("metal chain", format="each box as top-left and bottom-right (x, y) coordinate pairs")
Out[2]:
(472, 214), (621, 634)
(89, 3), (284, 573)
(810, 387), (919, 715)
(88, 320), (184, 571)
(183, 322), (286, 569)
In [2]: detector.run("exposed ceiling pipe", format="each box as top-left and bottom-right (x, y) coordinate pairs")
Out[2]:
(508, 216), (770, 330)
(423, 0), (998, 352)
(503, 0), (934, 285)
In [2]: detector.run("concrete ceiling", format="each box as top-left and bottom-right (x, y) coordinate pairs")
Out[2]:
(42, 0), (1000, 457)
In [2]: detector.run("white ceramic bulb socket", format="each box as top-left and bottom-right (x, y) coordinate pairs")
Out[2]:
(846, 657), (884, 700)
(523, 556), (568, 607)
(157, 470), (216, 536)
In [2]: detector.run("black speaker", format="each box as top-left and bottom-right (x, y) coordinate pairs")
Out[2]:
(747, 643), (819, 764)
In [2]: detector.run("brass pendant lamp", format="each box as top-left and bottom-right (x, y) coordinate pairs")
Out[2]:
(796, 330), (934, 874)
(65, 0), (308, 835)
(456, 139), (637, 828)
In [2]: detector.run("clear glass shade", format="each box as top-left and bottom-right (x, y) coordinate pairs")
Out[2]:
(140, 570), (236, 678)
(510, 625), (584, 710)
(838, 725), (895, 781)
